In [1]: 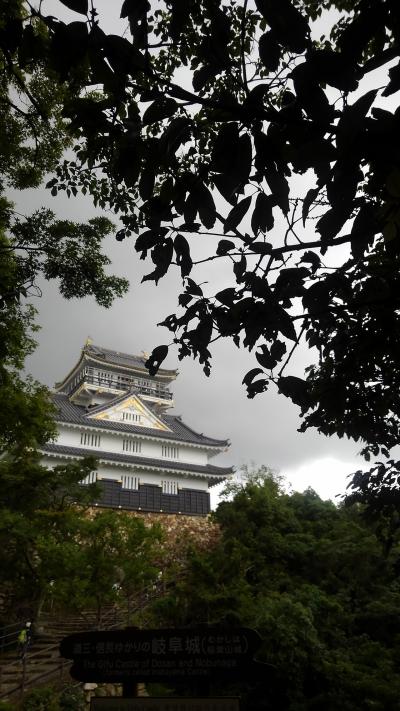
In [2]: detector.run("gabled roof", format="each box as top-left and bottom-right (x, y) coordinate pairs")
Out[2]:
(86, 390), (171, 432)
(84, 344), (177, 377)
(41, 443), (232, 486)
(52, 393), (230, 448)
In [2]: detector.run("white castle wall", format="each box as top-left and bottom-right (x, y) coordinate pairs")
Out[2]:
(56, 425), (209, 465)
(40, 455), (209, 491)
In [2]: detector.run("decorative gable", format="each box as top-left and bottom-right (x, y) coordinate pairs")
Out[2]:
(87, 394), (171, 432)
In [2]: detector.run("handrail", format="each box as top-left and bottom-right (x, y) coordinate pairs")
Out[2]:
(0, 579), (173, 700)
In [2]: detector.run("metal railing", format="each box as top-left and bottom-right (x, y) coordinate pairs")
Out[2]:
(69, 371), (173, 401)
(0, 622), (23, 654)
(0, 580), (171, 701)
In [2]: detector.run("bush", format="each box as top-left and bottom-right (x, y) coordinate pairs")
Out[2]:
(59, 685), (85, 711)
(22, 686), (59, 711)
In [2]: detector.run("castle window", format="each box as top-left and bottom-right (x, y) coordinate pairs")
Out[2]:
(161, 445), (179, 459)
(161, 480), (178, 495)
(122, 439), (142, 453)
(122, 412), (141, 423)
(121, 475), (139, 490)
(80, 431), (101, 447)
(81, 471), (97, 485)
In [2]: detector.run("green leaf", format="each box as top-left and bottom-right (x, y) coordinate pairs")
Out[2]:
(59, 0), (88, 14)
(224, 196), (252, 233)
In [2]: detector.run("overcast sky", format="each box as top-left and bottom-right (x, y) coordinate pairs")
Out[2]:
(19, 0), (388, 506)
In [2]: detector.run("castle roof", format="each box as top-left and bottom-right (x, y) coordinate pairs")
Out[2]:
(41, 443), (232, 486)
(52, 393), (230, 449)
(55, 342), (177, 392)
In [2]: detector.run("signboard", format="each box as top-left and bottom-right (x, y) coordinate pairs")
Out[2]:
(60, 627), (266, 683)
(91, 698), (240, 710)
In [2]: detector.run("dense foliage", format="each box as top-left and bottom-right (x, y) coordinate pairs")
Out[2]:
(2, 0), (400, 499)
(154, 468), (400, 710)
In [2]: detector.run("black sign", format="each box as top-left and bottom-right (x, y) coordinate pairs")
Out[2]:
(60, 627), (266, 683)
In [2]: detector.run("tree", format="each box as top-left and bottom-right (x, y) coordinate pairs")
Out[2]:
(5, 0), (400, 496)
(153, 467), (400, 710)
(50, 510), (163, 625)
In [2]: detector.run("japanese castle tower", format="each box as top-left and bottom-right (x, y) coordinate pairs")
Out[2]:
(40, 342), (231, 516)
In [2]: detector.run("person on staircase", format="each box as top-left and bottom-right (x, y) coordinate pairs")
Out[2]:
(17, 621), (32, 661)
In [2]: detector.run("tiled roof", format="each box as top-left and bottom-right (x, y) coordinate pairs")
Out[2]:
(52, 393), (229, 448)
(41, 443), (232, 485)
(84, 344), (177, 377)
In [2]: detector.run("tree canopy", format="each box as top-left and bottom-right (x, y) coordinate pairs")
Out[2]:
(2, 0), (400, 495)
(153, 468), (400, 710)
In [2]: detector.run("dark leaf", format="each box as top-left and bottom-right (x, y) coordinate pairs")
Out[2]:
(193, 65), (219, 92)
(299, 250), (320, 274)
(145, 345), (169, 376)
(242, 368), (264, 387)
(248, 242), (273, 255)
(233, 255), (247, 282)
(302, 187), (319, 227)
(251, 192), (275, 235)
(259, 31), (281, 72)
(215, 288), (237, 306)
(382, 61), (400, 97)
(174, 234), (193, 278)
(142, 238), (173, 284)
(138, 166), (155, 201)
(121, 0), (150, 20)
(185, 278), (203, 296)
(196, 183), (216, 229)
(255, 345), (277, 369)
(310, 49), (360, 92)
(59, 0), (88, 13)
(224, 196), (252, 233)
(246, 378), (268, 398)
(160, 117), (192, 157)
(255, 0), (310, 53)
(217, 240), (235, 256)
(278, 375), (310, 409)
(211, 123), (239, 174)
(142, 98), (179, 125)
(135, 230), (161, 255)
(264, 164), (289, 214)
(213, 173), (240, 204)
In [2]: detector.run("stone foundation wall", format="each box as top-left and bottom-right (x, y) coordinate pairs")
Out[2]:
(87, 508), (221, 566)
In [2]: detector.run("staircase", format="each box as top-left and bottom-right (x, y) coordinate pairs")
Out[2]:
(0, 583), (167, 701)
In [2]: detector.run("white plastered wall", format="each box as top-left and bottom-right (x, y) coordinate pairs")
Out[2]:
(56, 424), (210, 465)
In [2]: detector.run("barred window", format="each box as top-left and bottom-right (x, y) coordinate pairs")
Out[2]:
(122, 412), (141, 423)
(121, 475), (139, 490)
(122, 439), (142, 453)
(80, 432), (101, 447)
(161, 480), (178, 495)
(81, 471), (97, 485)
(161, 444), (179, 459)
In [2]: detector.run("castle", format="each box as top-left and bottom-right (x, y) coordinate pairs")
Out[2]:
(40, 342), (231, 516)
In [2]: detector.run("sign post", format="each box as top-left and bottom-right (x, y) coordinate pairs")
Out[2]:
(60, 627), (268, 708)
